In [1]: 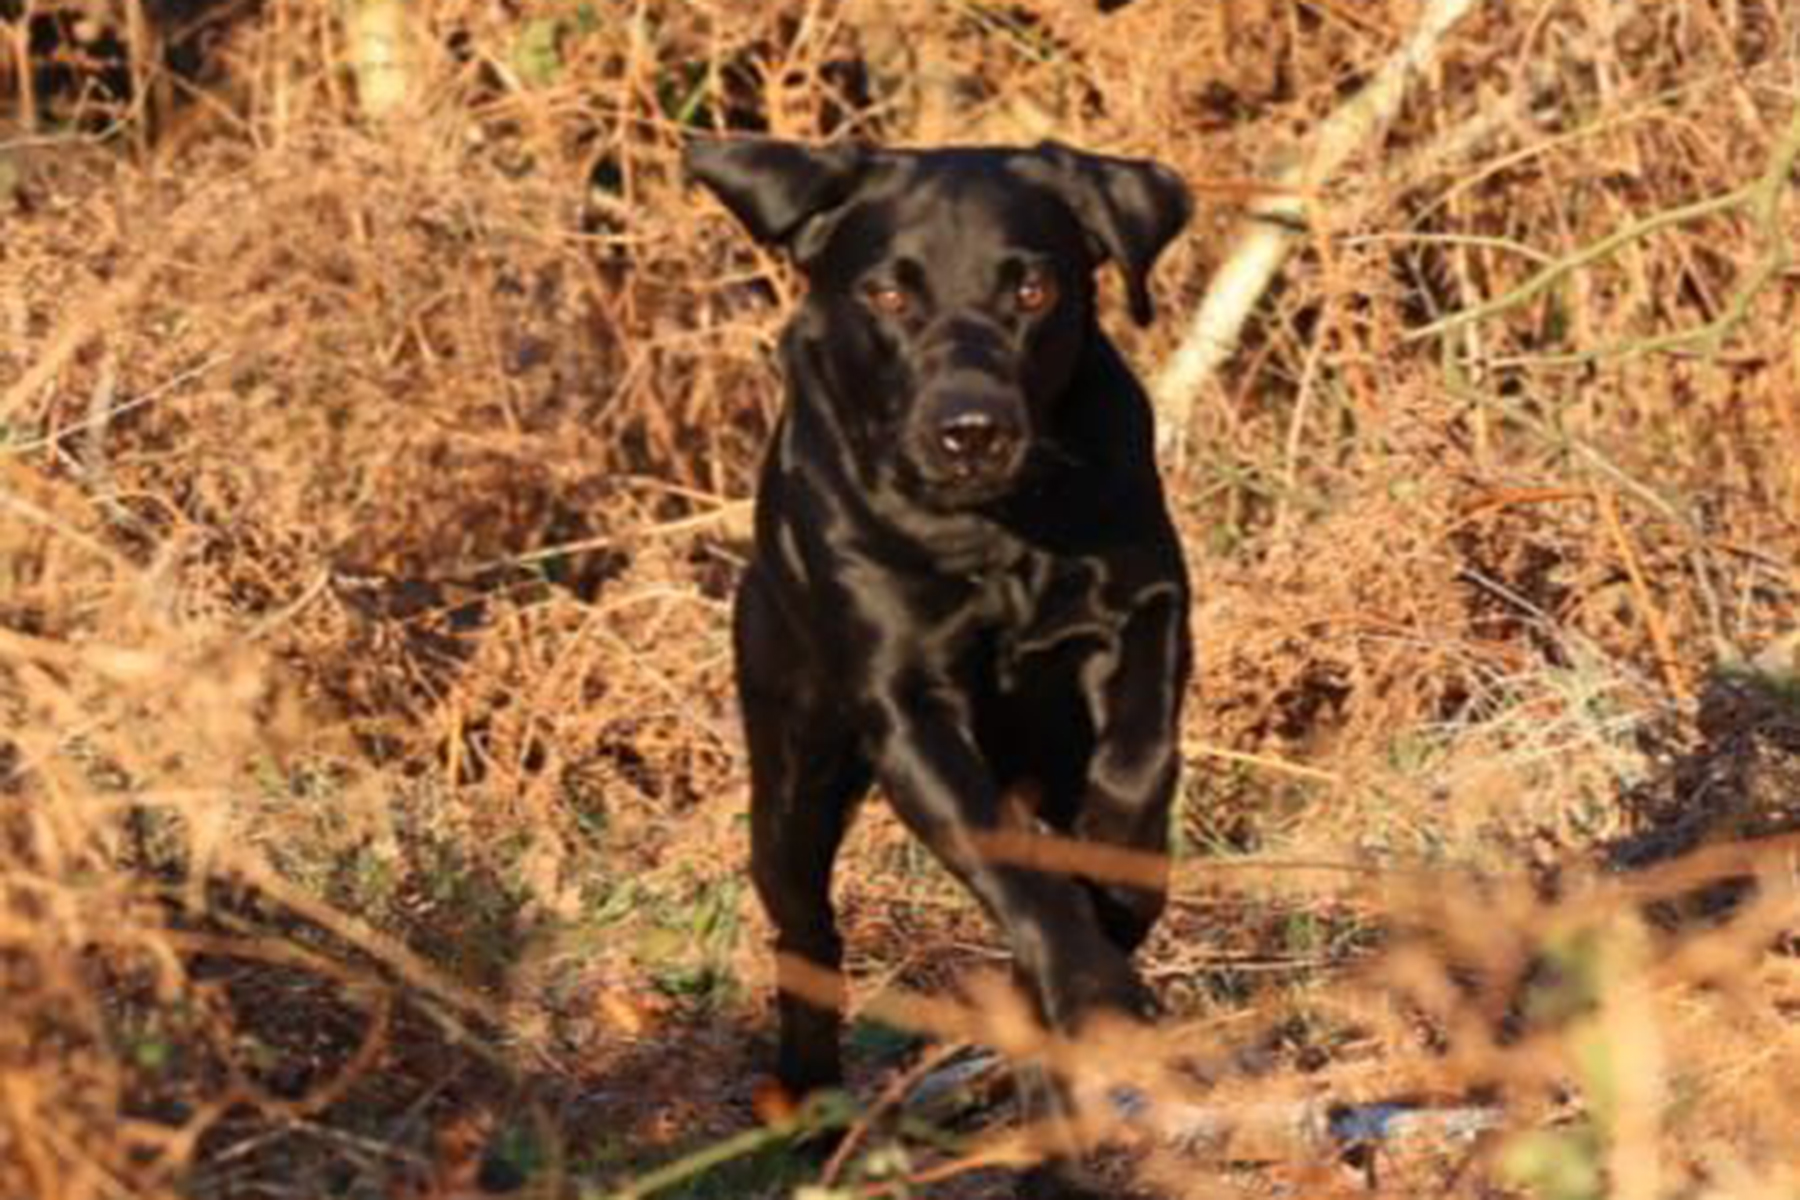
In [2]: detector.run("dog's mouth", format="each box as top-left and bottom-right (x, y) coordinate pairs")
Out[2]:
(924, 470), (1022, 509)
(906, 443), (1038, 510)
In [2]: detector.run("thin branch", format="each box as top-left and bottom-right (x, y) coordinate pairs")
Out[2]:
(1184, 740), (1343, 785)
(1440, 379), (1688, 530)
(1411, 97), (1800, 353)
(1151, 0), (1484, 456)
(1343, 229), (1559, 265)
(1408, 184), (1754, 341)
(1598, 488), (1692, 705)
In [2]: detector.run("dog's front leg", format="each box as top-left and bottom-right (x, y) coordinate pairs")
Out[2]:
(872, 691), (1143, 1027)
(1074, 585), (1190, 959)
(869, 692), (1139, 1197)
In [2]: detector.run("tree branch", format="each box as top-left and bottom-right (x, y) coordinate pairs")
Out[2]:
(1151, 0), (1484, 457)
(1460, 98), (1800, 368)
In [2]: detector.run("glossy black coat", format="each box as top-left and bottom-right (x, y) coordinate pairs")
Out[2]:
(689, 137), (1192, 1194)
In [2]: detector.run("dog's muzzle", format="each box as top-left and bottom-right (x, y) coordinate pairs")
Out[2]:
(918, 385), (1029, 500)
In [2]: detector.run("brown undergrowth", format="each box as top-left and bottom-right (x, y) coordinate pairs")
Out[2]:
(3, 1), (1799, 1196)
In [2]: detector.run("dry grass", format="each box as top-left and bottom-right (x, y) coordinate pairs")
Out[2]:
(3, 0), (1799, 1196)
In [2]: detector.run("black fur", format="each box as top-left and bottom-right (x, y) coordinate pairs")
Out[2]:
(689, 135), (1193, 1197)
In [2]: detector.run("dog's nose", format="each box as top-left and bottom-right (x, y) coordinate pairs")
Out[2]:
(937, 411), (1018, 468)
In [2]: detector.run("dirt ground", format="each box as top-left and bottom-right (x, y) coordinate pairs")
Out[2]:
(3, 1), (1800, 1197)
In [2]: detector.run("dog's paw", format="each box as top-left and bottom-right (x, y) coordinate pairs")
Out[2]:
(1016, 1162), (1115, 1200)
(750, 1078), (855, 1167)
(751, 1077), (803, 1126)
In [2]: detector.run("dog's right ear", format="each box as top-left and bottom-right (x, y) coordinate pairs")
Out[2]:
(685, 137), (869, 259)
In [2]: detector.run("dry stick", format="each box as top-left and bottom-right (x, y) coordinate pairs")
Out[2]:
(1151, 0), (1483, 456)
(1597, 488), (1692, 706)
(1344, 230), (1558, 265)
(881, 1140), (1039, 1196)
(0, 247), (162, 423)
(1, 353), (233, 458)
(11, 0), (39, 131)
(1183, 740), (1341, 785)
(1412, 97), (1800, 358)
(0, 490), (133, 573)
(1449, 486), (1592, 528)
(1275, 295), (1334, 537)
(820, 1040), (971, 1188)
(1413, 186), (1751, 337)
(1420, 76), (1713, 219)
(1440, 378), (1685, 528)
(1442, 371), (1732, 657)
(470, 500), (754, 575)
(124, 0), (156, 152)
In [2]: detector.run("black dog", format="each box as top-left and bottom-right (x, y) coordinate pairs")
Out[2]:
(689, 136), (1192, 1193)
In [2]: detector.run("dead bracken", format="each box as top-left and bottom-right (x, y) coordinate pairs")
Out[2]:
(3, 2), (1799, 1197)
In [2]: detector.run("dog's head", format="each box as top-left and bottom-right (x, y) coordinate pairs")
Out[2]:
(688, 137), (1190, 510)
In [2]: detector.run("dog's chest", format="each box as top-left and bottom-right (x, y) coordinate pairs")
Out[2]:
(964, 555), (1114, 691)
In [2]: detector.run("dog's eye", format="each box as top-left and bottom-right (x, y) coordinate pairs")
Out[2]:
(1015, 273), (1057, 314)
(867, 284), (911, 317)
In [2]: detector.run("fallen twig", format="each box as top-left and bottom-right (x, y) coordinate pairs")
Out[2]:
(821, 1041), (973, 1187)
(1597, 488), (1692, 705)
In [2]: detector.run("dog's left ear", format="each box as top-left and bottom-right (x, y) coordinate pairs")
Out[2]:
(685, 136), (870, 262)
(1030, 142), (1192, 326)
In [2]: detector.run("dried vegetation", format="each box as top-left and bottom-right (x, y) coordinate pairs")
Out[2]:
(2, 0), (1799, 1196)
